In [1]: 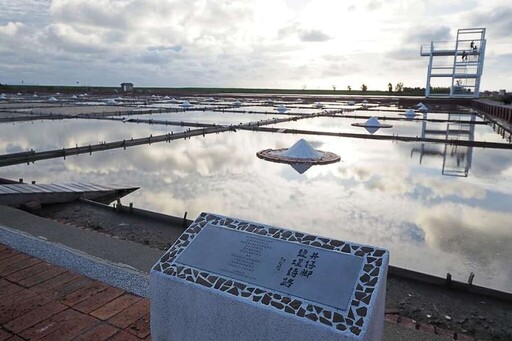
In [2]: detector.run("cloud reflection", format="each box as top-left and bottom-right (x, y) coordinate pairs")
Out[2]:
(1, 116), (512, 292)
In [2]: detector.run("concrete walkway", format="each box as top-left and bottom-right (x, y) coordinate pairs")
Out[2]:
(0, 205), (163, 273)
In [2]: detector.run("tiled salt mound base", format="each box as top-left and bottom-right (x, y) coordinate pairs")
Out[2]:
(151, 212), (389, 340)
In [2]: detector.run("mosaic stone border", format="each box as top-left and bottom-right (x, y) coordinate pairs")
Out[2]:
(256, 149), (340, 165)
(153, 213), (388, 337)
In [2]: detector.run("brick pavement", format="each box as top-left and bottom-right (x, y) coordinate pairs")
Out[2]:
(0, 243), (151, 341)
(0, 243), (474, 341)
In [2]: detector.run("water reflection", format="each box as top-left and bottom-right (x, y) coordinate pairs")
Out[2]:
(289, 163), (312, 174)
(0, 119), (186, 154)
(0, 110), (511, 293)
(410, 113), (475, 177)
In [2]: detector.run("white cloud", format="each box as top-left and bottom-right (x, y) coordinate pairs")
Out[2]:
(0, 0), (511, 89)
(417, 203), (512, 265)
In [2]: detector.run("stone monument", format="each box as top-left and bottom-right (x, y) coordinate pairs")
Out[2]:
(150, 213), (389, 340)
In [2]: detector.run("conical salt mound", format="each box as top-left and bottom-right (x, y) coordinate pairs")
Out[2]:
(417, 104), (428, 113)
(365, 117), (381, 127)
(276, 104), (288, 113)
(280, 139), (322, 159)
(405, 108), (416, 117)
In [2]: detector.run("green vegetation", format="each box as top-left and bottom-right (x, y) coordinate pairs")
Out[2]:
(502, 95), (512, 105)
(1, 84), (429, 97)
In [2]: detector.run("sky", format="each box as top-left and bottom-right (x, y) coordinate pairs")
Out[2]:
(0, 0), (511, 91)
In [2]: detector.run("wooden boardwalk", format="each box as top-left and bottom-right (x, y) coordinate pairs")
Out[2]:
(0, 182), (138, 206)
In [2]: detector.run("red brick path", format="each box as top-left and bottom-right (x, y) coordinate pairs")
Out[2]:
(0, 243), (151, 340)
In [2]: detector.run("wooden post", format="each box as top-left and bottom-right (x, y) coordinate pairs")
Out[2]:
(182, 211), (188, 228)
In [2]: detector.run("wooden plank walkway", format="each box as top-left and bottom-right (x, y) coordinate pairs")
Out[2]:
(0, 183), (139, 206)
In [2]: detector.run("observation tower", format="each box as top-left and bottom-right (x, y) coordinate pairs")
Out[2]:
(420, 28), (486, 98)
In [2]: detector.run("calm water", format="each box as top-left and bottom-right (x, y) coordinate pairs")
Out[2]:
(1, 102), (511, 293)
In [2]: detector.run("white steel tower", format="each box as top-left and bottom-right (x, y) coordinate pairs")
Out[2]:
(420, 28), (486, 98)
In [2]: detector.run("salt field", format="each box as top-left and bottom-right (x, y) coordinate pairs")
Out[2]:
(1, 94), (511, 293)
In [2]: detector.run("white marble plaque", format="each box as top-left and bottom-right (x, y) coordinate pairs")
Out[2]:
(175, 223), (363, 311)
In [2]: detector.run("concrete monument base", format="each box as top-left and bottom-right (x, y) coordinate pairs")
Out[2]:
(150, 212), (389, 341)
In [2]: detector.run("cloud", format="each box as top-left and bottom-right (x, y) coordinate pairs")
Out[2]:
(366, 0), (382, 11)
(278, 24), (331, 42)
(412, 176), (487, 200)
(385, 47), (421, 61)
(299, 29), (331, 42)
(0, 0), (511, 89)
(0, 21), (25, 36)
(469, 6), (512, 38)
(404, 25), (452, 44)
(417, 203), (512, 265)
(147, 45), (183, 53)
(0, 0), (50, 27)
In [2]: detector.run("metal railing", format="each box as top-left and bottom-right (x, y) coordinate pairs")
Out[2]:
(420, 41), (456, 54)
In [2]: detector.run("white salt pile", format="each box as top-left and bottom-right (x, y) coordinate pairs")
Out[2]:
(279, 139), (322, 160)
(417, 104), (428, 113)
(364, 116), (382, 127)
(276, 104), (289, 113)
(48, 96), (58, 102)
(233, 100), (242, 107)
(405, 108), (416, 118)
(313, 102), (324, 109)
(106, 99), (117, 105)
(181, 101), (193, 108)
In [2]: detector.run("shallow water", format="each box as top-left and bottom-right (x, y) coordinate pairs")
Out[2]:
(0, 103), (511, 293)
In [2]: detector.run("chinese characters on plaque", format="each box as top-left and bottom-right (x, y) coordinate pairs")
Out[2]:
(280, 248), (320, 288)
